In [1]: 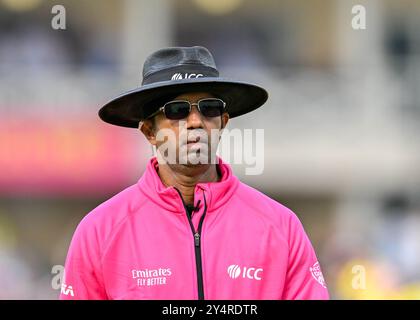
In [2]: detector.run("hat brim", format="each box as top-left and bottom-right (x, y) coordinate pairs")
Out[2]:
(98, 77), (268, 128)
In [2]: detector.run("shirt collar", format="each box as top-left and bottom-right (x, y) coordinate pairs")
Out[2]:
(137, 156), (239, 213)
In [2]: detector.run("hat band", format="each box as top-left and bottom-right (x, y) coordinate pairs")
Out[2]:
(142, 65), (219, 85)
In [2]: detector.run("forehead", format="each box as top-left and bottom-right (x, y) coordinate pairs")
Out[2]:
(173, 91), (215, 101)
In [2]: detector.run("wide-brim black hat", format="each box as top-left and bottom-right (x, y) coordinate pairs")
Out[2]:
(99, 46), (268, 128)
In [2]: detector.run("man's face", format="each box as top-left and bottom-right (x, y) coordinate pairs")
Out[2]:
(140, 91), (229, 165)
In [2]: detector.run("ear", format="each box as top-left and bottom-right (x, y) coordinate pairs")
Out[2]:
(221, 112), (229, 130)
(139, 119), (157, 146)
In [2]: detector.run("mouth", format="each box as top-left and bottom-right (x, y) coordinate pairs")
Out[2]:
(183, 130), (208, 147)
(187, 137), (201, 144)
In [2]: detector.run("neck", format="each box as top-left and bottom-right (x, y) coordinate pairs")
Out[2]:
(157, 163), (220, 205)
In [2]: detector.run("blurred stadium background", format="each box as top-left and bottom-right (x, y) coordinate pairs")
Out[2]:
(0, 0), (419, 299)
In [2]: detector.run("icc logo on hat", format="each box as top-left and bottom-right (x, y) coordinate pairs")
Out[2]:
(171, 73), (204, 80)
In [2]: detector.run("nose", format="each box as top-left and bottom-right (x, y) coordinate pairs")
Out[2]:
(186, 104), (203, 129)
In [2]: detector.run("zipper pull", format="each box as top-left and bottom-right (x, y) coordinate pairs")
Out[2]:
(194, 232), (200, 247)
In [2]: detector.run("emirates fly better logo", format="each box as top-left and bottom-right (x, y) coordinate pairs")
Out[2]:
(227, 264), (263, 281)
(132, 267), (172, 286)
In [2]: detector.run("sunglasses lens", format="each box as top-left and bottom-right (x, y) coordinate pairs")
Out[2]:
(164, 101), (191, 120)
(162, 99), (225, 120)
(199, 99), (225, 117)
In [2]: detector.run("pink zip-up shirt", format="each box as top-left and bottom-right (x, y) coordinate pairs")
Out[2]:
(60, 156), (329, 300)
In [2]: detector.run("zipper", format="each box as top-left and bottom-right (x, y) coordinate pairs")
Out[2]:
(174, 188), (207, 300)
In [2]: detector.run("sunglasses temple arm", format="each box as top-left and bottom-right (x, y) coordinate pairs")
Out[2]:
(144, 106), (164, 120)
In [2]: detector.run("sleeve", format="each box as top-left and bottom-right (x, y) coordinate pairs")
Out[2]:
(59, 216), (108, 300)
(282, 212), (330, 300)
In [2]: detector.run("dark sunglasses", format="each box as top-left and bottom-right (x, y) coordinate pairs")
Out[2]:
(147, 98), (226, 120)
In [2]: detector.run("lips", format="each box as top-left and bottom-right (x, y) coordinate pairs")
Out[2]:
(187, 137), (201, 144)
